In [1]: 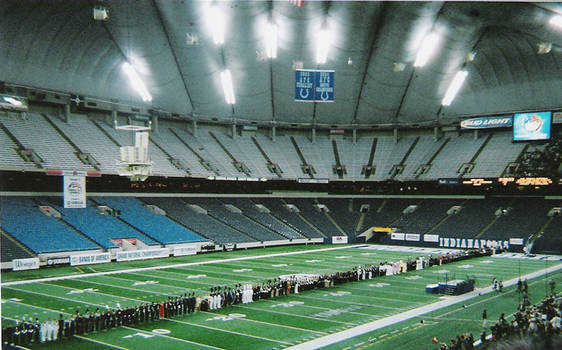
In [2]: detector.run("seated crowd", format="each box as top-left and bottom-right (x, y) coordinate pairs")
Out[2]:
(437, 284), (561, 350)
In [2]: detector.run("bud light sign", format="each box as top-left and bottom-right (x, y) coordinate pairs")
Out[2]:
(460, 116), (512, 130)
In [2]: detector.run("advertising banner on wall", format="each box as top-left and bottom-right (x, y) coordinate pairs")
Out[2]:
(116, 248), (169, 262)
(70, 253), (111, 266)
(173, 246), (198, 257)
(12, 258), (40, 271)
(439, 237), (509, 250)
(423, 234), (440, 243)
(63, 176), (86, 208)
(332, 236), (348, 244)
(460, 116), (513, 129)
(405, 234), (420, 242)
(391, 233), (405, 240)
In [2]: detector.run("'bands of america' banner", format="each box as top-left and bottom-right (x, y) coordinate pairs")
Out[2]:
(295, 69), (334, 102)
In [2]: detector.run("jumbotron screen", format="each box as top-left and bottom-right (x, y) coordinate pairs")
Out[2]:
(513, 112), (551, 141)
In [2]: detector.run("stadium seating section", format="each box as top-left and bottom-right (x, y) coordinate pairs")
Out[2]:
(37, 197), (161, 249)
(1, 196), (560, 258)
(2, 111), (556, 181)
(93, 197), (204, 245)
(1, 197), (100, 253)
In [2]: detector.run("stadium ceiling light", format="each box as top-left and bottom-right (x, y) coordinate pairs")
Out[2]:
(4, 96), (23, 107)
(550, 15), (562, 30)
(316, 28), (330, 64)
(220, 69), (236, 105)
(265, 22), (278, 59)
(414, 32), (440, 67)
(122, 62), (152, 103)
(208, 6), (225, 45)
(442, 70), (468, 106)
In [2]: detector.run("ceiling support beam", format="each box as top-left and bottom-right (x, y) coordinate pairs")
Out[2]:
(436, 27), (489, 120)
(393, 3), (445, 124)
(351, 2), (388, 124)
(151, 0), (195, 112)
(268, 1), (276, 124)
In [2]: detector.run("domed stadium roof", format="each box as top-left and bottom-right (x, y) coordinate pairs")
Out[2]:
(0, 1), (560, 126)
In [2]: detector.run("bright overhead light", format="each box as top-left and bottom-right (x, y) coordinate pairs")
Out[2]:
(414, 32), (440, 67)
(265, 22), (278, 59)
(208, 6), (225, 45)
(220, 69), (236, 105)
(4, 97), (23, 107)
(316, 29), (330, 64)
(122, 62), (152, 103)
(550, 15), (562, 30)
(442, 70), (468, 106)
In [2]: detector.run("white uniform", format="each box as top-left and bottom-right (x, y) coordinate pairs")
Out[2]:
(53, 320), (59, 341)
(40, 322), (47, 343)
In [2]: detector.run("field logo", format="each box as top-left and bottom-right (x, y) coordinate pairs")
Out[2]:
(271, 301), (304, 308)
(369, 283), (390, 288)
(67, 288), (99, 295)
(1, 298), (23, 304)
(325, 291), (351, 297)
(406, 276), (423, 280)
(314, 305), (361, 318)
(233, 269), (253, 273)
(458, 265), (473, 269)
(206, 314), (246, 322)
(123, 329), (170, 339)
(187, 274), (207, 279)
(133, 280), (159, 286)
(272, 264), (288, 267)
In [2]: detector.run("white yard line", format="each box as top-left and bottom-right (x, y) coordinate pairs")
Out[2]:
(3, 286), (109, 308)
(233, 304), (357, 325)
(198, 311), (328, 335)
(121, 326), (224, 350)
(3, 245), (364, 287)
(164, 317), (294, 346)
(74, 335), (131, 350)
(287, 263), (562, 350)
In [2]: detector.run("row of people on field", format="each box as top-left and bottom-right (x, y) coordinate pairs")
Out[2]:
(2, 248), (494, 348)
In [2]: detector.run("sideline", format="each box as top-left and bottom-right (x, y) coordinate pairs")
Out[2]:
(2, 245), (363, 287)
(287, 262), (562, 349)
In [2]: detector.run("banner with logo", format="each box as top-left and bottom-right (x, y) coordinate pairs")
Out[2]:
(424, 234), (439, 243)
(460, 116), (512, 129)
(405, 233), (420, 242)
(295, 69), (334, 102)
(70, 253), (111, 266)
(439, 237), (509, 250)
(47, 257), (70, 266)
(331, 236), (348, 244)
(116, 248), (169, 262)
(391, 233), (405, 240)
(173, 246), (199, 257)
(13, 258), (40, 271)
(63, 176), (86, 208)
(509, 238), (524, 245)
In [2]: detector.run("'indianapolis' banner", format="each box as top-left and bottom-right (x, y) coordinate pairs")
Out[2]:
(295, 69), (334, 102)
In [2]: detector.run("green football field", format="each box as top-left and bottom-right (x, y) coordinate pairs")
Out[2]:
(1, 244), (561, 350)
